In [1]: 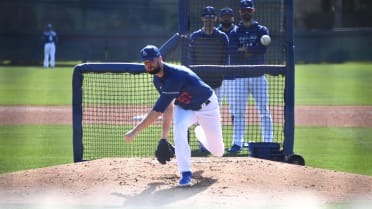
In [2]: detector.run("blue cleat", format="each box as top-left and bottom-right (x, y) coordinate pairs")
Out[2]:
(179, 171), (192, 187)
(227, 144), (242, 153)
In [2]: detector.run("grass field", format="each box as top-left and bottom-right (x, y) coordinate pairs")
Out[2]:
(0, 63), (372, 175)
(0, 125), (72, 173)
(1, 62), (372, 105)
(296, 62), (372, 105)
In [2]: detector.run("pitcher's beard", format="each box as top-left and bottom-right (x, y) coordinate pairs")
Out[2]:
(148, 66), (161, 75)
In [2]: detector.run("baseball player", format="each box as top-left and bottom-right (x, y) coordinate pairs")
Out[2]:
(217, 7), (237, 36)
(42, 24), (57, 68)
(228, 0), (273, 153)
(188, 6), (229, 153)
(215, 7), (238, 122)
(188, 6), (229, 67)
(124, 45), (224, 186)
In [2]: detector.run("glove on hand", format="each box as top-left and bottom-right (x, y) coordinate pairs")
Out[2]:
(155, 138), (175, 164)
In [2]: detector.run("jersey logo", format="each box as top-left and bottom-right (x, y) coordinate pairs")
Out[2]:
(176, 92), (192, 104)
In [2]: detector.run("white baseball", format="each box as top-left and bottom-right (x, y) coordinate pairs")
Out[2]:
(260, 35), (271, 46)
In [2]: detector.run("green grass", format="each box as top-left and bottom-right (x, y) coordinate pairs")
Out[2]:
(1, 124), (371, 176)
(0, 66), (73, 105)
(294, 127), (372, 176)
(1, 63), (372, 105)
(296, 62), (372, 105)
(0, 125), (73, 173)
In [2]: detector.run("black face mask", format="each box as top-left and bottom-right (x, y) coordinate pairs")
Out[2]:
(241, 13), (253, 22)
(148, 66), (161, 75)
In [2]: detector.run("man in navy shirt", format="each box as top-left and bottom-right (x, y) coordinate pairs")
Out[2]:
(124, 45), (224, 186)
(228, 0), (274, 153)
(188, 6), (229, 67)
(188, 6), (229, 153)
(217, 7), (237, 35)
(216, 7), (237, 132)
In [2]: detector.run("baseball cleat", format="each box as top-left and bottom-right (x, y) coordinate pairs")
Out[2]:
(178, 171), (192, 187)
(227, 144), (242, 153)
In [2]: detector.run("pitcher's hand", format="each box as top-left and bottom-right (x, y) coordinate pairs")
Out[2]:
(124, 129), (136, 143)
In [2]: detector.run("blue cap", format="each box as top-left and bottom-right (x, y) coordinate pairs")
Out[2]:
(240, 0), (254, 9)
(220, 7), (233, 16)
(140, 45), (161, 61)
(202, 6), (216, 16)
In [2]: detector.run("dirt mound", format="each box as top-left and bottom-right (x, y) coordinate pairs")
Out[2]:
(1, 158), (372, 208)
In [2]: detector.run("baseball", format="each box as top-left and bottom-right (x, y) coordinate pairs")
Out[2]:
(260, 35), (271, 46)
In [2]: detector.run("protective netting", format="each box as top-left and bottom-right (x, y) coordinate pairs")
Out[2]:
(76, 66), (285, 160)
(73, 0), (293, 161)
(81, 72), (158, 159)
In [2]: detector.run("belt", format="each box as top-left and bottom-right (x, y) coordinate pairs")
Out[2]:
(195, 100), (210, 111)
(180, 99), (211, 111)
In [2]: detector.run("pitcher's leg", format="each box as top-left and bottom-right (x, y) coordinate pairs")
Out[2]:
(173, 106), (196, 173)
(196, 93), (224, 156)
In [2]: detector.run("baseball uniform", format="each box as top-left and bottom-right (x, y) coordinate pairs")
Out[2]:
(229, 20), (274, 146)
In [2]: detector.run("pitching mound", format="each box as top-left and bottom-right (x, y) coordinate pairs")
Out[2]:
(1, 158), (372, 208)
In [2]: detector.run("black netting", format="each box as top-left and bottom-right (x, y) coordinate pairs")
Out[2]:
(74, 0), (293, 160)
(77, 66), (285, 160)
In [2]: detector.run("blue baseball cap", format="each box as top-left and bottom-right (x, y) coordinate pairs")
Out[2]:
(240, 0), (255, 9)
(220, 7), (233, 16)
(202, 6), (216, 16)
(140, 45), (161, 61)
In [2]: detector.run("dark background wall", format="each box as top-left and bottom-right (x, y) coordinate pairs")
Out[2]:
(0, 0), (178, 64)
(0, 0), (371, 65)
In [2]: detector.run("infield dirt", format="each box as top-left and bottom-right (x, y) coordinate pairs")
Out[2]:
(1, 158), (372, 208)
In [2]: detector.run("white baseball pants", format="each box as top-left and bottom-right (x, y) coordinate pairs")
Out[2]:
(230, 75), (273, 145)
(173, 92), (224, 173)
(43, 43), (55, 68)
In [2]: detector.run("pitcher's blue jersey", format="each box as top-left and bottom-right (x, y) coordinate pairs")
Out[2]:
(188, 28), (229, 65)
(229, 21), (269, 65)
(153, 63), (213, 112)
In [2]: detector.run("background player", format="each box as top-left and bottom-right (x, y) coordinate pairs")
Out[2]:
(216, 7), (237, 126)
(188, 6), (229, 153)
(188, 6), (229, 68)
(42, 23), (57, 68)
(124, 45), (224, 186)
(217, 7), (237, 35)
(228, 0), (274, 153)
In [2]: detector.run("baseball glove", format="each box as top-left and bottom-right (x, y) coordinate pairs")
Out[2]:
(155, 138), (175, 164)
